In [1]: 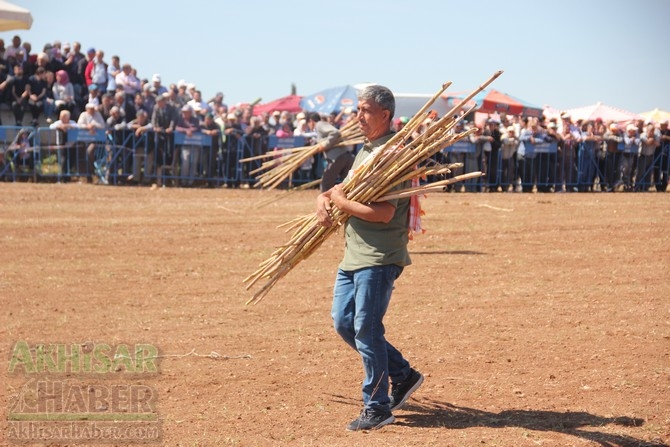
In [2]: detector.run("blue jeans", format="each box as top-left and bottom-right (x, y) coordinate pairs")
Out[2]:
(331, 265), (411, 412)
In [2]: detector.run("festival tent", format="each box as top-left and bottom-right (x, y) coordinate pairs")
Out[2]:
(252, 94), (303, 116)
(443, 89), (543, 117)
(0, 0), (32, 31)
(300, 85), (358, 114)
(393, 93), (452, 119)
(562, 102), (642, 123)
(639, 108), (670, 124)
(542, 105), (563, 120)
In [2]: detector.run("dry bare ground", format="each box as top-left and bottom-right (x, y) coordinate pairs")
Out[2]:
(1, 183), (669, 447)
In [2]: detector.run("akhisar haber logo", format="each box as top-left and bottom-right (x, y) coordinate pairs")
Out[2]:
(8, 341), (159, 374)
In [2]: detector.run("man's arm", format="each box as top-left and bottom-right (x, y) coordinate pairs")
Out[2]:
(316, 122), (341, 152)
(316, 184), (395, 227)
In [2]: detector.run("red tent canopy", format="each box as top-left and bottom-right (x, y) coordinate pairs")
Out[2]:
(253, 94), (303, 116)
(444, 89), (542, 117)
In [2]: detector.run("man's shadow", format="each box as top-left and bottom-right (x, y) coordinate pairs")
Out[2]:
(395, 398), (667, 447)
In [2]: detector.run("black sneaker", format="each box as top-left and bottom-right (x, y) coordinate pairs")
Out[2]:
(389, 368), (424, 411)
(346, 408), (395, 431)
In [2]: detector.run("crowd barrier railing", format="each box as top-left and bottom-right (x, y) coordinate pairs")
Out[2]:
(1, 125), (668, 192)
(0, 126), (38, 182)
(437, 139), (669, 193)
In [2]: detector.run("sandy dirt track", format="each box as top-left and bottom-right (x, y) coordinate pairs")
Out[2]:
(1, 183), (669, 447)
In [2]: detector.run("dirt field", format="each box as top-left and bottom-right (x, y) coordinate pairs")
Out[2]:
(1, 183), (669, 447)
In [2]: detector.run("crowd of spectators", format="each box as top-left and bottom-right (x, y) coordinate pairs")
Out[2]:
(0, 35), (228, 127)
(400, 111), (670, 193)
(0, 35), (668, 192)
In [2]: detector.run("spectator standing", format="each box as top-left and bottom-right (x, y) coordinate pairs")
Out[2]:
(200, 112), (220, 184)
(243, 115), (268, 187)
(187, 90), (211, 122)
(135, 90), (153, 117)
(149, 73), (167, 96)
(85, 50), (108, 94)
(266, 111), (281, 135)
(655, 121), (670, 192)
(175, 81), (189, 108)
(114, 91), (135, 122)
(500, 125), (519, 192)
(518, 117), (546, 192)
(468, 124), (490, 192)
(592, 118), (608, 189)
(175, 105), (201, 186)
(43, 69), (56, 122)
(76, 102), (106, 182)
(483, 119), (502, 191)
(60, 42), (71, 61)
(575, 121), (599, 192)
(49, 109), (79, 178)
(106, 55), (121, 94)
(98, 93), (114, 122)
(150, 93), (176, 181)
(298, 114), (318, 181)
(539, 120), (561, 192)
(43, 47), (64, 75)
(621, 124), (640, 191)
(77, 46), (96, 91)
(559, 114), (580, 191)
(63, 42), (87, 109)
(636, 122), (660, 191)
(602, 123), (624, 191)
(106, 105), (129, 181)
(21, 41), (33, 68)
(127, 109), (153, 183)
(207, 92), (226, 113)
(115, 63), (141, 107)
(5, 35), (24, 62)
(221, 112), (243, 188)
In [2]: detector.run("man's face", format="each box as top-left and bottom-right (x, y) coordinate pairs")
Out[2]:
(357, 99), (390, 140)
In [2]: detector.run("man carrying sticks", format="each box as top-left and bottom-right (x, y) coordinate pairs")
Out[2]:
(307, 112), (355, 192)
(316, 85), (424, 431)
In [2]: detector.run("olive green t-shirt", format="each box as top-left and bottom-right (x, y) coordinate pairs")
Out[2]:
(339, 133), (412, 271)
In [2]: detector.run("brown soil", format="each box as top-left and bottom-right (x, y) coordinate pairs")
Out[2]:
(1, 183), (669, 447)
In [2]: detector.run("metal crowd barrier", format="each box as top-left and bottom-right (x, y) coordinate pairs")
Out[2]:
(0, 126), (38, 182)
(2, 125), (669, 192)
(437, 139), (669, 193)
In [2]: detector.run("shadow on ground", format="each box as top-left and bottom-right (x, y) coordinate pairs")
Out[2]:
(395, 398), (667, 447)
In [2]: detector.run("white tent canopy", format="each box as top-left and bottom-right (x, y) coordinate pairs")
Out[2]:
(0, 0), (32, 31)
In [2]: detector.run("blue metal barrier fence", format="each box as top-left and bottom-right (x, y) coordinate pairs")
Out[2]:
(1, 125), (668, 192)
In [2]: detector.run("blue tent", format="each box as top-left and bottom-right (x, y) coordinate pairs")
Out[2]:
(300, 85), (359, 114)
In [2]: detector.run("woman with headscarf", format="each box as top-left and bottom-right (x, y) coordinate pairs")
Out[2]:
(52, 69), (76, 118)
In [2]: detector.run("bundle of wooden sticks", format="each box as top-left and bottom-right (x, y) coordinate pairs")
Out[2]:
(244, 71), (503, 304)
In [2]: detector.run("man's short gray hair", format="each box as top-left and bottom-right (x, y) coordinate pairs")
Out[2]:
(358, 85), (395, 120)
